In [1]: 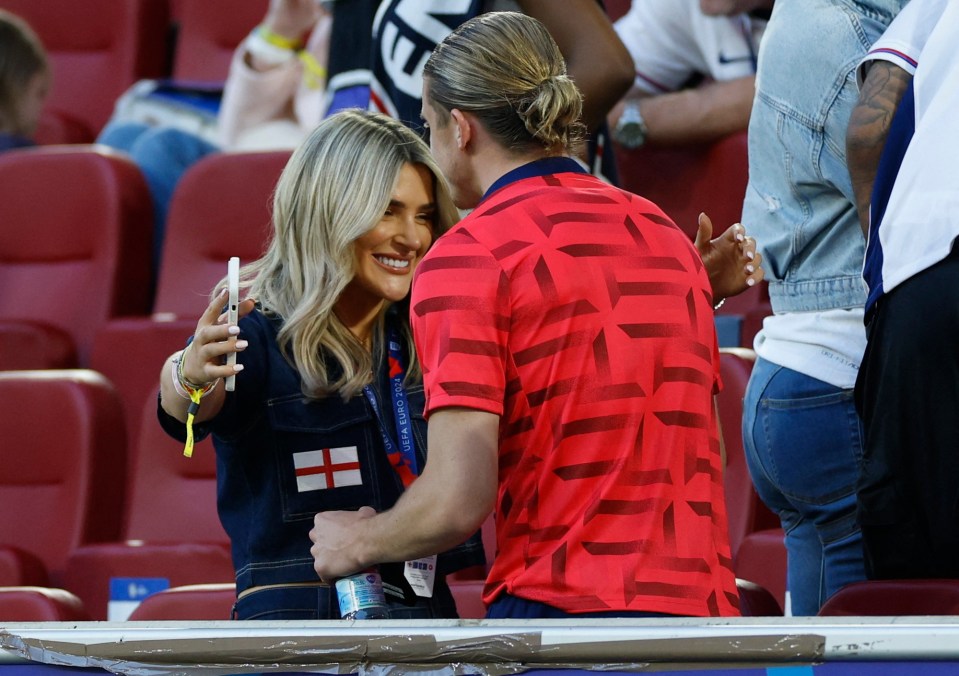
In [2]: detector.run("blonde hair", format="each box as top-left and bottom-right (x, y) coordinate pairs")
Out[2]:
(0, 10), (48, 136)
(217, 109), (459, 399)
(423, 11), (585, 155)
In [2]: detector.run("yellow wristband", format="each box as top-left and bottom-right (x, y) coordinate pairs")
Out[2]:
(256, 25), (304, 51)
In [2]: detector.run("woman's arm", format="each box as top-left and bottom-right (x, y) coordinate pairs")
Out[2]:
(158, 291), (254, 424)
(218, 0), (331, 147)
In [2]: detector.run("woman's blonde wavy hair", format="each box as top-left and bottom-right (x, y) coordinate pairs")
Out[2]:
(214, 109), (459, 400)
(423, 11), (586, 155)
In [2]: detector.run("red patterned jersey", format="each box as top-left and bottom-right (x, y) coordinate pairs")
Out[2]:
(411, 162), (739, 616)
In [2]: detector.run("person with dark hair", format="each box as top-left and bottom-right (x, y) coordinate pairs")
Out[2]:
(0, 10), (49, 152)
(310, 11), (744, 620)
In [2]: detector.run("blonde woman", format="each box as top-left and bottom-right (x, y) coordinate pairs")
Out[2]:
(158, 109), (484, 620)
(311, 11), (744, 619)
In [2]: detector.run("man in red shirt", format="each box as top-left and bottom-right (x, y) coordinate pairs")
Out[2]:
(311, 11), (742, 618)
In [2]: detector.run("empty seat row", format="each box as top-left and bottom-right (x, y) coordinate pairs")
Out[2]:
(0, 145), (287, 378)
(0, 148), (286, 621)
(0, 369), (232, 620)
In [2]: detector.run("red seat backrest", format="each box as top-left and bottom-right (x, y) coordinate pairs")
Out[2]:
(90, 150), (287, 467)
(0, 586), (90, 621)
(605, 0), (632, 22)
(127, 582), (235, 620)
(734, 528), (786, 612)
(735, 578), (783, 616)
(0, 146), (154, 366)
(819, 579), (959, 616)
(59, 395), (232, 620)
(153, 150), (289, 318)
(123, 395), (225, 544)
(172, 0), (270, 82)
(0, 371), (126, 584)
(615, 131), (749, 241)
(718, 348), (779, 557)
(0, 0), (169, 141)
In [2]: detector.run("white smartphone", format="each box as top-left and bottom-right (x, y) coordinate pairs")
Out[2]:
(225, 257), (240, 392)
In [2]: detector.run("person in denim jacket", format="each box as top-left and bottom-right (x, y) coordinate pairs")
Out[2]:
(740, 0), (908, 616)
(158, 109), (485, 620)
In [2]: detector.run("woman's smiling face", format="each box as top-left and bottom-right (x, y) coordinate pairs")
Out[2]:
(337, 162), (436, 319)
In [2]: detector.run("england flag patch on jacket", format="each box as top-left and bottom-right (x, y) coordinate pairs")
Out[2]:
(293, 447), (362, 492)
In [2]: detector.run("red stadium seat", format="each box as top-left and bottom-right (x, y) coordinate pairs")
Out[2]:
(736, 578), (783, 617)
(0, 320), (75, 371)
(739, 295), (773, 350)
(0, 587), (90, 622)
(718, 348), (779, 558)
(0, 146), (153, 369)
(0, 0), (169, 142)
(90, 150), (288, 450)
(449, 580), (487, 620)
(734, 528), (787, 614)
(0, 371), (127, 588)
(127, 583), (236, 621)
(818, 579), (959, 617)
(604, 0), (632, 22)
(153, 150), (286, 317)
(172, 0), (270, 82)
(614, 131), (749, 242)
(615, 132), (766, 347)
(63, 395), (233, 620)
(0, 547), (47, 588)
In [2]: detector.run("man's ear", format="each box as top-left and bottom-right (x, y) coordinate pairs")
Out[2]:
(450, 108), (471, 150)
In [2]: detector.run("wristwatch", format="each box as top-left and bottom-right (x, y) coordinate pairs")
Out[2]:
(612, 100), (649, 149)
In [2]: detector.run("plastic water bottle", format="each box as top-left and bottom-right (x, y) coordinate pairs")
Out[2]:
(335, 568), (389, 619)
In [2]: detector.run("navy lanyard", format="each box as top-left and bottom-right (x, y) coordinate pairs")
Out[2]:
(363, 328), (418, 487)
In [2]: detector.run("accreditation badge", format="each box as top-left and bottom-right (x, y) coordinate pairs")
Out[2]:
(404, 555), (437, 598)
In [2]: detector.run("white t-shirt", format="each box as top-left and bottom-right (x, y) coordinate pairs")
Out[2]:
(861, 0), (958, 300)
(613, 0), (764, 94)
(754, 309), (866, 390)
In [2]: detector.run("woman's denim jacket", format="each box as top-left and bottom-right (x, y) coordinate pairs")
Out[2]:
(742, 0), (907, 313)
(159, 308), (485, 595)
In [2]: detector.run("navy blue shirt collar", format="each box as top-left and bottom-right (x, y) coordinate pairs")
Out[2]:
(481, 156), (587, 203)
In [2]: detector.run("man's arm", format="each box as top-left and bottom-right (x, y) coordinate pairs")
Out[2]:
(610, 76), (756, 147)
(846, 61), (913, 235)
(310, 408), (499, 581)
(520, 0), (634, 132)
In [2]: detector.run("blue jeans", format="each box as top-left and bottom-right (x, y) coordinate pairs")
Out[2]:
(98, 121), (219, 272)
(742, 356), (866, 616)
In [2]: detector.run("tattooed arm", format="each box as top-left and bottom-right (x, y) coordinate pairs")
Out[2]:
(846, 61), (913, 236)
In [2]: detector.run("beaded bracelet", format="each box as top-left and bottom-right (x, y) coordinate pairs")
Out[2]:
(171, 349), (219, 400)
(171, 348), (220, 459)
